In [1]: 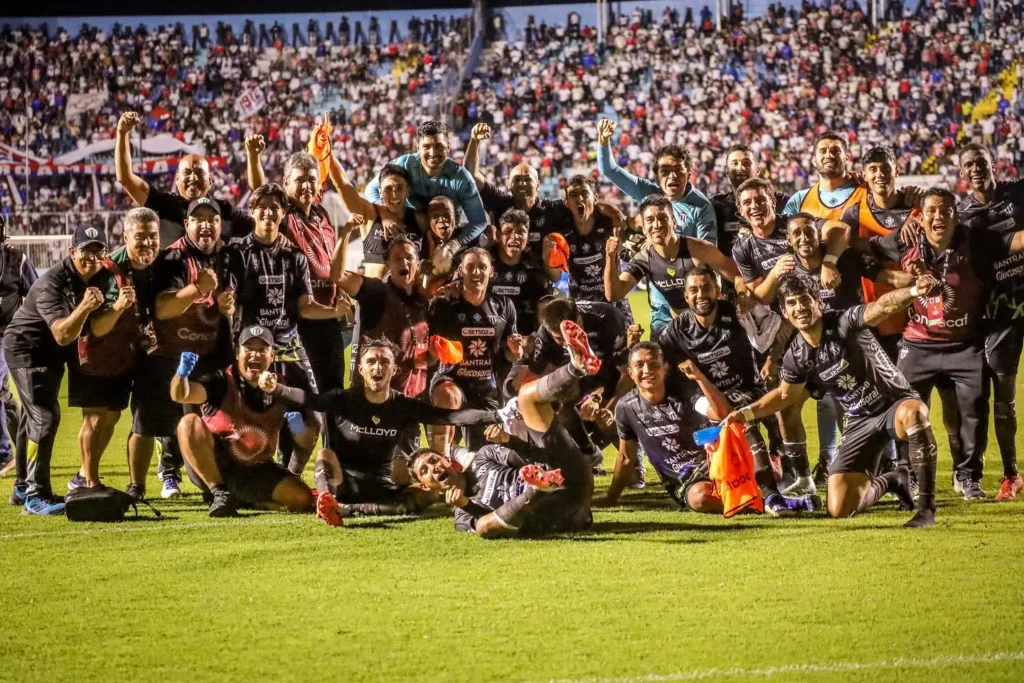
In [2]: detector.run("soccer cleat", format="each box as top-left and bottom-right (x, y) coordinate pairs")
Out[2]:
(67, 473), (87, 492)
(23, 495), (66, 516)
(315, 491), (344, 528)
(8, 482), (27, 506)
(891, 466), (916, 512)
(905, 507), (936, 528)
(160, 476), (182, 499)
(995, 475), (1023, 501)
(812, 461), (829, 494)
(959, 478), (986, 501)
(520, 464), (564, 492)
(207, 488), (237, 518)
(764, 494), (796, 518)
(125, 483), (146, 502)
(780, 475), (816, 497)
(559, 320), (601, 376)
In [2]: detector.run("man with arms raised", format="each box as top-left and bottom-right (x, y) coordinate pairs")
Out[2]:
(725, 273), (940, 527)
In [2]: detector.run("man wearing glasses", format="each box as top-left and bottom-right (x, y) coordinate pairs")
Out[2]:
(2, 225), (110, 515)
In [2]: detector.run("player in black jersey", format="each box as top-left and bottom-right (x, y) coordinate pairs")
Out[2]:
(490, 209), (557, 336)
(604, 194), (749, 315)
(709, 144), (790, 258)
(724, 273), (941, 527)
(409, 320), (600, 537)
(334, 162), (421, 279)
(259, 337), (503, 523)
(957, 143), (1024, 500)
(429, 248), (521, 452)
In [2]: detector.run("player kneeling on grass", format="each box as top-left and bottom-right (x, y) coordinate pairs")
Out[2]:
(171, 325), (319, 517)
(723, 273), (940, 527)
(408, 320), (600, 538)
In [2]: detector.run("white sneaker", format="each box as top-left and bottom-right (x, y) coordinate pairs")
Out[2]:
(160, 476), (182, 499)
(780, 475), (817, 497)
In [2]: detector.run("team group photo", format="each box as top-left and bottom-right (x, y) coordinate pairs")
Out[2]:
(1, 0), (1022, 680)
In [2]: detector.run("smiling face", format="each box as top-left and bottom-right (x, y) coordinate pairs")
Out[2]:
(921, 194), (958, 245)
(237, 339), (273, 383)
(508, 164), (539, 200)
(460, 251), (493, 291)
(737, 187), (776, 233)
(358, 346), (397, 393)
(285, 166), (319, 212)
(726, 150), (757, 188)
(412, 450), (460, 492)
(125, 219), (160, 267)
(684, 271), (719, 316)
(498, 221), (529, 259)
(70, 245), (106, 280)
(786, 217), (820, 259)
(175, 155), (211, 201)
(781, 290), (822, 332)
(641, 204), (675, 246)
(959, 148), (995, 193)
(428, 199), (456, 242)
(251, 194), (284, 237)
(628, 348), (666, 393)
(185, 206), (222, 253)
(418, 134), (450, 174)
(379, 175), (411, 211)
(655, 154), (689, 197)
(565, 184), (595, 221)
(813, 138), (848, 180)
(864, 160), (898, 197)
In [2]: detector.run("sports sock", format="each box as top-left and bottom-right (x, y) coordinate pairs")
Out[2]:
(906, 422), (938, 511)
(314, 462), (335, 496)
(993, 400), (1018, 478)
(856, 470), (901, 514)
(745, 427), (780, 497)
(536, 364), (583, 405)
(783, 441), (811, 479)
(492, 487), (548, 531)
(346, 502), (407, 516)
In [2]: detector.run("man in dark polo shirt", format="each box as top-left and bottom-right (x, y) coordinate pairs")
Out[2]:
(114, 111), (254, 247)
(3, 225), (108, 515)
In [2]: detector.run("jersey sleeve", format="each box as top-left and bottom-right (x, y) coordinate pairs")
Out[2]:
(838, 305), (868, 334)
(143, 187), (180, 218)
(156, 253), (190, 293)
(656, 319), (691, 366)
(782, 190), (808, 216)
(623, 249), (650, 282)
(839, 203), (860, 232)
(731, 238), (758, 283)
(614, 399), (637, 442)
(869, 232), (904, 263)
(36, 272), (75, 328)
(778, 346), (806, 386)
(294, 252), (314, 298)
(596, 144), (660, 202)
(691, 198), (718, 245)
(194, 369), (229, 407)
(452, 166), (489, 246)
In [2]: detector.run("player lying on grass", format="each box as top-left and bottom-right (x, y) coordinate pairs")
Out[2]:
(723, 273), (940, 527)
(256, 338), (504, 523)
(605, 341), (818, 516)
(407, 320), (601, 538)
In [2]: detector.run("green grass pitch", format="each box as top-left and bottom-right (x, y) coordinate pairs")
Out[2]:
(1, 292), (1023, 683)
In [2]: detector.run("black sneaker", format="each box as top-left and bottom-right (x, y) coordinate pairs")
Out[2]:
(208, 488), (237, 518)
(125, 483), (146, 502)
(812, 461), (829, 494)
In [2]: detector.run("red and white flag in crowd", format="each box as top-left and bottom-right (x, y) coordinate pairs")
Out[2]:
(236, 87), (267, 119)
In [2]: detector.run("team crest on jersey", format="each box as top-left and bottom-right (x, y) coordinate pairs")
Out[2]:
(582, 243), (591, 253)
(885, 215), (896, 227)
(504, 272), (513, 280)
(458, 314), (466, 322)
(473, 313), (482, 322)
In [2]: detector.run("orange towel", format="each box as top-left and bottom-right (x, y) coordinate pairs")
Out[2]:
(546, 233), (570, 272)
(430, 335), (463, 365)
(709, 423), (763, 518)
(306, 113), (333, 197)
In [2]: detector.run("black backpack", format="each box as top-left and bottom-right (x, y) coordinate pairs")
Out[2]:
(65, 485), (162, 522)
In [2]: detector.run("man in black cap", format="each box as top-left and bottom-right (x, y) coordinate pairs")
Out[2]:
(171, 325), (319, 517)
(3, 224), (108, 515)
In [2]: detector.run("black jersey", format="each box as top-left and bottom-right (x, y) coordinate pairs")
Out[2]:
(452, 444), (529, 532)
(362, 210), (423, 265)
(730, 217), (790, 284)
(958, 179), (1024, 326)
(623, 241), (695, 312)
(428, 295), (517, 391)
(529, 301), (628, 395)
(489, 251), (552, 335)
(792, 250), (872, 313)
(477, 181), (571, 256)
(559, 214), (615, 302)
(780, 306), (917, 417)
(229, 233), (313, 345)
(615, 375), (707, 490)
(710, 190), (789, 258)
(657, 301), (760, 405)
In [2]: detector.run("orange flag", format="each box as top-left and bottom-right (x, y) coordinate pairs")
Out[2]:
(430, 335), (464, 365)
(307, 113), (333, 197)
(709, 423), (763, 518)
(546, 233), (570, 272)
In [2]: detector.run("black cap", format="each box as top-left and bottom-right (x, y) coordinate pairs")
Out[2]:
(72, 224), (107, 250)
(186, 197), (221, 218)
(238, 325), (275, 348)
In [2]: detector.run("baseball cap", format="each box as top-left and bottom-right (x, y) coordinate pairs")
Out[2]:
(72, 225), (107, 250)
(186, 197), (222, 218)
(238, 325), (275, 348)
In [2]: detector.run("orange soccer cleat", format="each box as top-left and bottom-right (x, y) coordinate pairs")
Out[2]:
(519, 464), (565, 492)
(316, 491), (344, 527)
(559, 320), (601, 376)
(995, 475), (1023, 501)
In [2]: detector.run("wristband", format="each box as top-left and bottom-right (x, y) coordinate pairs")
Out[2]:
(910, 286), (920, 297)
(823, 254), (839, 265)
(740, 406), (756, 422)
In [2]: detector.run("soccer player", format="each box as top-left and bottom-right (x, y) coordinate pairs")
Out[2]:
(709, 143), (790, 258)
(409, 321), (600, 537)
(596, 118), (717, 338)
(865, 188), (1024, 499)
(490, 209), (556, 335)
(783, 131), (866, 220)
(604, 194), (749, 316)
(956, 143), (1024, 499)
(260, 338), (503, 518)
(724, 273), (940, 528)
(363, 121), (489, 272)
(3, 225), (108, 514)
(429, 248), (520, 451)
(67, 209), (160, 495)
(172, 326), (318, 517)
(115, 111), (253, 246)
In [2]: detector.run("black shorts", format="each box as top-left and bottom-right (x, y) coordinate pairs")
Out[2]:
(68, 368), (132, 411)
(132, 354), (211, 438)
(337, 470), (406, 504)
(185, 441), (297, 507)
(830, 399), (914, 475)
(428, 371), (500, 410)
(665, 456), (714, 511)
(520, 421), (594, 534)
(273, 342), (319, 396)
(984, 323), (1024, 377)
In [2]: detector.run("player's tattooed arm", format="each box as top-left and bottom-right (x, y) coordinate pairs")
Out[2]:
(863, 274), (940, 327)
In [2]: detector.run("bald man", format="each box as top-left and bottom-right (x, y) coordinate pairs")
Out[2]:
(115, 111), (254, 247)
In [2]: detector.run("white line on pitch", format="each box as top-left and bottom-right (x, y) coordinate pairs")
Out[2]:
(534, 651), (1024, 683)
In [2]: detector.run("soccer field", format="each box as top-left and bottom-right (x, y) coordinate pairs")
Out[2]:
(1, 293), (1023, 683)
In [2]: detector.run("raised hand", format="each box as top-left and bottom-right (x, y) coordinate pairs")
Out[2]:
(117, 111), (140, 134)
(81, 287), (105, 312)
(195, 268), (218, 296)
(245, 134), (266, 156)
(113, 285), (136, 313)
(257, 371), (279, 393)
(597, 118), (616, 146)
(471, 123), (491, 141)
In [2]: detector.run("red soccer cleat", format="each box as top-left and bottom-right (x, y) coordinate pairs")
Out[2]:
(559, 320), (601, 376)
(316, 491), (344, 527)
(520, 464), (565, 492)
(995, 475), (1024, 501)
